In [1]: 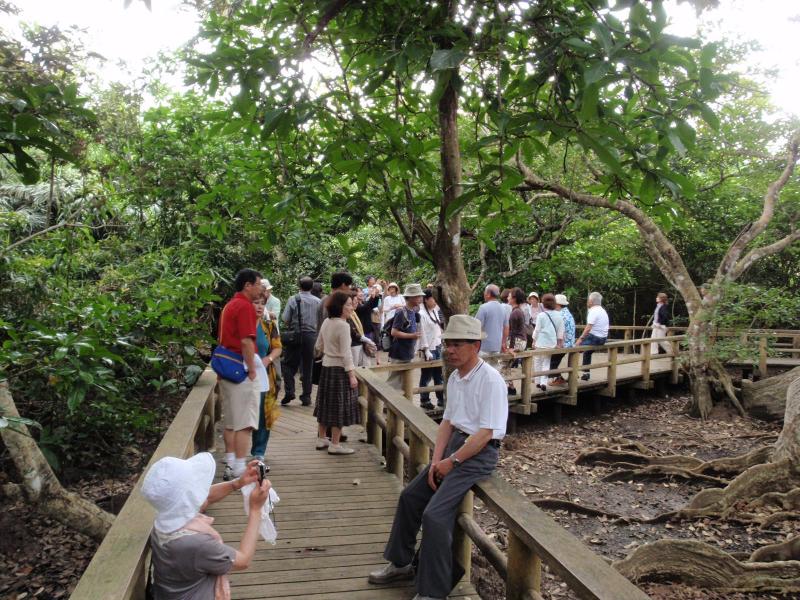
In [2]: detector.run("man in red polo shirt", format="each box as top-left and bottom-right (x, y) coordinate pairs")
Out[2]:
(218, 268), (262, 480)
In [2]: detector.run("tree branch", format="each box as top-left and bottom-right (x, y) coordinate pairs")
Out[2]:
(717, 132), (800, 279)
(729, 229), (800, 280)
(470, 240), (488, 292)
(301, 0), (352, 54)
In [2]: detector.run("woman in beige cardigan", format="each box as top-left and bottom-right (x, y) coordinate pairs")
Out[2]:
(314, 291), (360, 455)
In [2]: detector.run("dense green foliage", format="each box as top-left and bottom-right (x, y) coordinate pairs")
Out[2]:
(0, 0), (798, 467)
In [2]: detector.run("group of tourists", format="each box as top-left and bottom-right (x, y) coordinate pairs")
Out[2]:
(139, 266), (673, 600)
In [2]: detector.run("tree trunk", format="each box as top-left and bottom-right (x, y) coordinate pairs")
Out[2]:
(0, 382), (114, 541)
(686, 312), (715, 418)
(742, 366), (800, 422)
(433, 0), (470, 318)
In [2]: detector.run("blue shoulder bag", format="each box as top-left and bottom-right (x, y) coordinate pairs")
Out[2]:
(211, 305), (249, 383)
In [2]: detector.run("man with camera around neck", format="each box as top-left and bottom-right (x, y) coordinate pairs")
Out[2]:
(368, 314), (508, 600)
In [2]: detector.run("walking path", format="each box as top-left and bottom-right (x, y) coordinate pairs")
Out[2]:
(206, 404), (479, 599)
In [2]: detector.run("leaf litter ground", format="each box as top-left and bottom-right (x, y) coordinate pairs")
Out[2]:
(471, 389), (793, 600)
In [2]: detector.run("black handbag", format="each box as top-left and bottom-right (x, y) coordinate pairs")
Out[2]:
(280, 297), (302, 346)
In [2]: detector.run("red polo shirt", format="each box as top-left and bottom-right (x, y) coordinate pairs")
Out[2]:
(218, 292), (257, 354)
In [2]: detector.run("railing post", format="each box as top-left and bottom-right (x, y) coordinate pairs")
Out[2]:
(402, 367), (415, 401)
(454, 490), (473, 581)
(359, 380), (368, 433)
(602, 347), (617, 397)
(623, 329), (631, 354)
(567, 351), (579, 403)
(759, 336), (768, 378)
(385, 409), (404, 480)
(641, 340), (651, 384)
(506, 530), (541, 600)
(408, 431), (429, 475)
(202, 389), (216, 451)
(520, 353), (533, 414)
(671, 339), (680, 384)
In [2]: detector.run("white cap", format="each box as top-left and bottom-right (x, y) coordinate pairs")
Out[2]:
(528, 291), (539, 299)
(555, 293), (569, 306)
(141, 452), (216, 533)
(262, 278), (273, 290)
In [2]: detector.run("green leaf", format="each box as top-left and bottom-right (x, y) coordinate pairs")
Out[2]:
(697, 103), (720, 131)
(667, 130), (687, 156)
(429, 49), (467, 72)
(564, 38), (595, 54)
(584, 62), (608, 85)
(639, 172), (659, 203)
(580, 83), (599, 122)
(578, 132), (623, 176)
(333, 160), (362, 174)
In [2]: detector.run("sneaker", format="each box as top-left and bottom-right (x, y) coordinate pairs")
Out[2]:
(581, 373), (590, 381)
(327, 444), (355, 455)
(368, 562), (414, 584)
(315, 437), (331, 450)
(420, 400), (435, 410)
(222, 464), (234, 481)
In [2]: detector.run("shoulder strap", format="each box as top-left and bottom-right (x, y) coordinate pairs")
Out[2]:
(544, 311), (558, 334)
(295, 296), (302, 331)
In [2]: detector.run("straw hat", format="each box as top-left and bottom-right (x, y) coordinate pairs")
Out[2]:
(141, 452), (216, 533)
(555, 293), (569, 305)
(441, 314), (486, 341)
(403, 283), (424, 297)
(387, 281), (399, 292)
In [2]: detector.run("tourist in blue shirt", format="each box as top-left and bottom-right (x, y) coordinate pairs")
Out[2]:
(549, 293), (575, 386)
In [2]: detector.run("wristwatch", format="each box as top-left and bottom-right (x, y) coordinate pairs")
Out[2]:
(450, 454), (462, 468)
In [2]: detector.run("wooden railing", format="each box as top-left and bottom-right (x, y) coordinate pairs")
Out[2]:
(355, 368), (650, 600)
(370, 334), (686, 416)
(71, 368), (220, 600)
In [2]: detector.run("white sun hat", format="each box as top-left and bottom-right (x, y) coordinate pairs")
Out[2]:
(555, 293), (569, 305)
(141, 452), (216, 533)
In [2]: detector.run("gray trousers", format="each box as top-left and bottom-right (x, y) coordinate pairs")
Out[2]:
(383, 431), (498, 598)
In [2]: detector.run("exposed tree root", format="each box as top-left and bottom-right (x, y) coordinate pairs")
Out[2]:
(614, 539), (800, 592)
(530, 498), (624, 520)
(601, 465), (729, 485)
(709, 358), (746, 417)
(0, 382), (113, 541)
(750, 535), (800, 562)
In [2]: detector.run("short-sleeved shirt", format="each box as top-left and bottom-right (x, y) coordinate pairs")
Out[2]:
(561, 307), (576, 348)
(587, 305), (610, 338)
(508, 306), (526, 344)
(218, 292), (257, 354)
(475, 300), (509, 353)
(533, 310), (565, 349)
(388, 307), (417, 361)
(149, 531), (235, 600)
(443, 359), (508, 439)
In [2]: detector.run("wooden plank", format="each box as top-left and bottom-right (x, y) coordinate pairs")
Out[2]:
(230, 576), (476, 599)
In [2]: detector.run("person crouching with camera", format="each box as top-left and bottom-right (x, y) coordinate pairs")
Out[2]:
(142, 453), (270, 599)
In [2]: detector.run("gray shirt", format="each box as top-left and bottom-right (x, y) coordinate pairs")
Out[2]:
(149, 531), (235, 600)
(475, 300), (509, 353)
(282, 291), (321, 333)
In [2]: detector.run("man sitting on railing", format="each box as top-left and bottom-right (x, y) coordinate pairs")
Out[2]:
(368, 315), (508, 600)
(576, 291), (609, 381)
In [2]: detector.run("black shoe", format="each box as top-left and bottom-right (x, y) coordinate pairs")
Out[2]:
(538, 384), (547, 391)
(301, 399), (312, 407)
(281, 396), (294, 405)
(580, 373), (590, 381)
(420, 401), (435, 410)
(507, 387), (517, 395)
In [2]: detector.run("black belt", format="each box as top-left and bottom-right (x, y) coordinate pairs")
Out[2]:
(454, 428), (502, 448)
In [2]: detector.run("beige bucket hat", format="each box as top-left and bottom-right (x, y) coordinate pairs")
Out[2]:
(262, 278), (273, 290)
(441, 314), (486, 341)
(403, 283), (424, 297)
(555, 293), (569, 305)
(387, 281), (399, 292)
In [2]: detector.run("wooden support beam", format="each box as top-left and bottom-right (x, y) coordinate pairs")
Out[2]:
(520, 354), (533, 416)
(565, 352), (579, 406)
(507, 529), (542, 600)
(598, 347), (618, 398)
(759, 336), (768, 378)
(402, 368), (415, 401)
(640, 341), (651, 386)
(454, 490), (474, 581)
(670, 340), (680, 385)
(385, 410), (404, 480)
(408, 431), (429, 475)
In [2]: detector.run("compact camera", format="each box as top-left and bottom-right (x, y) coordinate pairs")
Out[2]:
(257, 461), (270, 483)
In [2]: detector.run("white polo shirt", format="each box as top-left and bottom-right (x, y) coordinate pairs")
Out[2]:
(587, 305), (610, 338)
(443, 359), (508, 439)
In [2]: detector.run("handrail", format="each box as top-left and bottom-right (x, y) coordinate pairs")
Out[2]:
(370, 335), (687, 415)
(355, 368), (650, 600)
(71, 368), (220, 600)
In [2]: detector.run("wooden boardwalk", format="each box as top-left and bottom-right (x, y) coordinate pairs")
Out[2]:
(207, 404), (479, 600)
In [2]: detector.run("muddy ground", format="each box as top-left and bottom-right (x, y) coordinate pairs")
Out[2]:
(471, 387), (792, 600)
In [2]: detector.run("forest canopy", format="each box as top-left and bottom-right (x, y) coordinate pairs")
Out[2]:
(0, 0), (798, 466)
